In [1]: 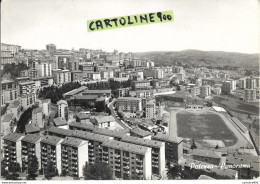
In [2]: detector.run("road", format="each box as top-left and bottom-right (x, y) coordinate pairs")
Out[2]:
(108, 100), (131, 130)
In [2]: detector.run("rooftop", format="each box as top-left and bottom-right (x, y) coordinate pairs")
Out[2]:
(72, 130), (112, 142)
(2, 113), (14, 122)
(63, 86), (88, 96)
(48, 127), (73, 136)
(130, 128), (152, 137)
(121, 136), (163, 149)
(69, 121), (95, 131)
(41, 135), (63, 145)
(153, 133), (183, 143)
(32, 107), (43, 114)
(3, 133), (24, 142)
(117, 97), (142, 101)
(102, 139), (150, 155)
(192, 149), (222, 159)
(93, 128), (129, 139)
(22, 134), (41, 144)
(61, 136), (87, 147)
(82, 89), (111, 94)
(25, 123), (40, 133)
(93, 115), (116, 123)
(53, 117), (68, 126)
(76, 113), (90, 120)
(57, 100), (68, 105)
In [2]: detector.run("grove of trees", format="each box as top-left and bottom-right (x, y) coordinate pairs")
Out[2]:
(82, 161), (113, 180)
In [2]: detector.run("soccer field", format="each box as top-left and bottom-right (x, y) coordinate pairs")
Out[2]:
(176, 111), (238, 147)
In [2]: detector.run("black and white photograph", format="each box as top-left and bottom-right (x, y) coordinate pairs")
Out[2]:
(0, 0), (259, 182)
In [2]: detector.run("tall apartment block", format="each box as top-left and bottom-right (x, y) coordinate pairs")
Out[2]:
(121, 136), (165, 176)
(61, 137), (88, 177)
(3, 133), (24, 167)
(101, 139), (152, 180)
(152, 134), (183, 164)
(40, 135), (63, 174)
(116, 97), (142, 113)
(21, 134), (42, 170)
(72, 130), (112, 164)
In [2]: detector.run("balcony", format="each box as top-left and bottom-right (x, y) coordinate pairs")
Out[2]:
(152, 164), (159, 168)
(114, 154), (120, 158)
(123, 166), (129, 170)
(42, 147), (47, 151)
(72, 156), (77, 160)
(4, 152), (9, 156)
(22, 145), (27, 149)
(62, 149), (68, 153)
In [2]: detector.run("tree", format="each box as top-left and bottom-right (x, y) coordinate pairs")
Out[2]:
(44, 162), (57, 180)
(27, 155), (39, 180)
(167, 164), (185, 179)
(83, 161), (113, 180)
(191, 139), (197, 149)
(7, 162), (21, 180)
(215, 145), (219, 149)
(176, 85), (181, 91)
(1, 160), (8, 178)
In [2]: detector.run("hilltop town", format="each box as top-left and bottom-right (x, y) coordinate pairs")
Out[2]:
(1, 43), (259, 180)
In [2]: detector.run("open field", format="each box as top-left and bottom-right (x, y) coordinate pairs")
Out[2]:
(176, 111), (238, 147)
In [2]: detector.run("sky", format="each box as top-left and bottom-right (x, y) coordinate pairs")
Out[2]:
(1, 0), (259, 53)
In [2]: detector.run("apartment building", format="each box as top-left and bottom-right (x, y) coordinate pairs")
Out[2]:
(2, 113), (15, 137)
(57, 100), (68, 121)
(3, 133), (24, 167)
(61, 137), (88, 177)
(18, 81), (36, 96)
(200, 85), (211, 98)
(32, 107), (44, 128)
(131, 81), (152, 90)
(1, 79), (19, 107)
(20, 93), (37, 109)
(69, 121), (95, 132)
(136, 89), (154, 98)
(40, 135), (63, 174)
(21, 134), (42, 170)
(145, 99), (156, 119)
(221, 79), (236, 94)
(244, 89), (257, 102)
(38, 62), (52, 77)
(101, 139), (152, 180)
(33, 76), (54, 88)
(116, 88), (130, 97)
(116, 97), (142, 113)
(121, 136), (165, 176)
(246, 77), (256, 89)
(71, 71), (83, 82)
(152, 134), (183, 164)
(101, 70), (114, 80)
(52, 69), (71, 85)
(72, 130), (112, 164)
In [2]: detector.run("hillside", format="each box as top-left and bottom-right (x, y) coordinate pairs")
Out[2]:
(134, 50), (259, 70)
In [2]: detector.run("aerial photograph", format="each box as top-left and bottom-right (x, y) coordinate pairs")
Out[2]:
(0, 0), (259, 182)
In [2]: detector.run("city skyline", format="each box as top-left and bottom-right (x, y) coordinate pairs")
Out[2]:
(1, 0), (259, 54)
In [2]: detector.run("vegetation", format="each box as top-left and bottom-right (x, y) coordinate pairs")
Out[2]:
(1, 103), (9, 116)
(2, 63), (29, 79)
(83, 161), (113, 180)
(5, 162), (21, 180)
(38, 82), (81, 103)
(44, 162), (58, 180)
(27, 155), (39, 180)
(16, 104), (38, 133)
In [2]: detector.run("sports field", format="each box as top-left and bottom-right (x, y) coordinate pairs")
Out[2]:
(176, 111), (238, 147)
